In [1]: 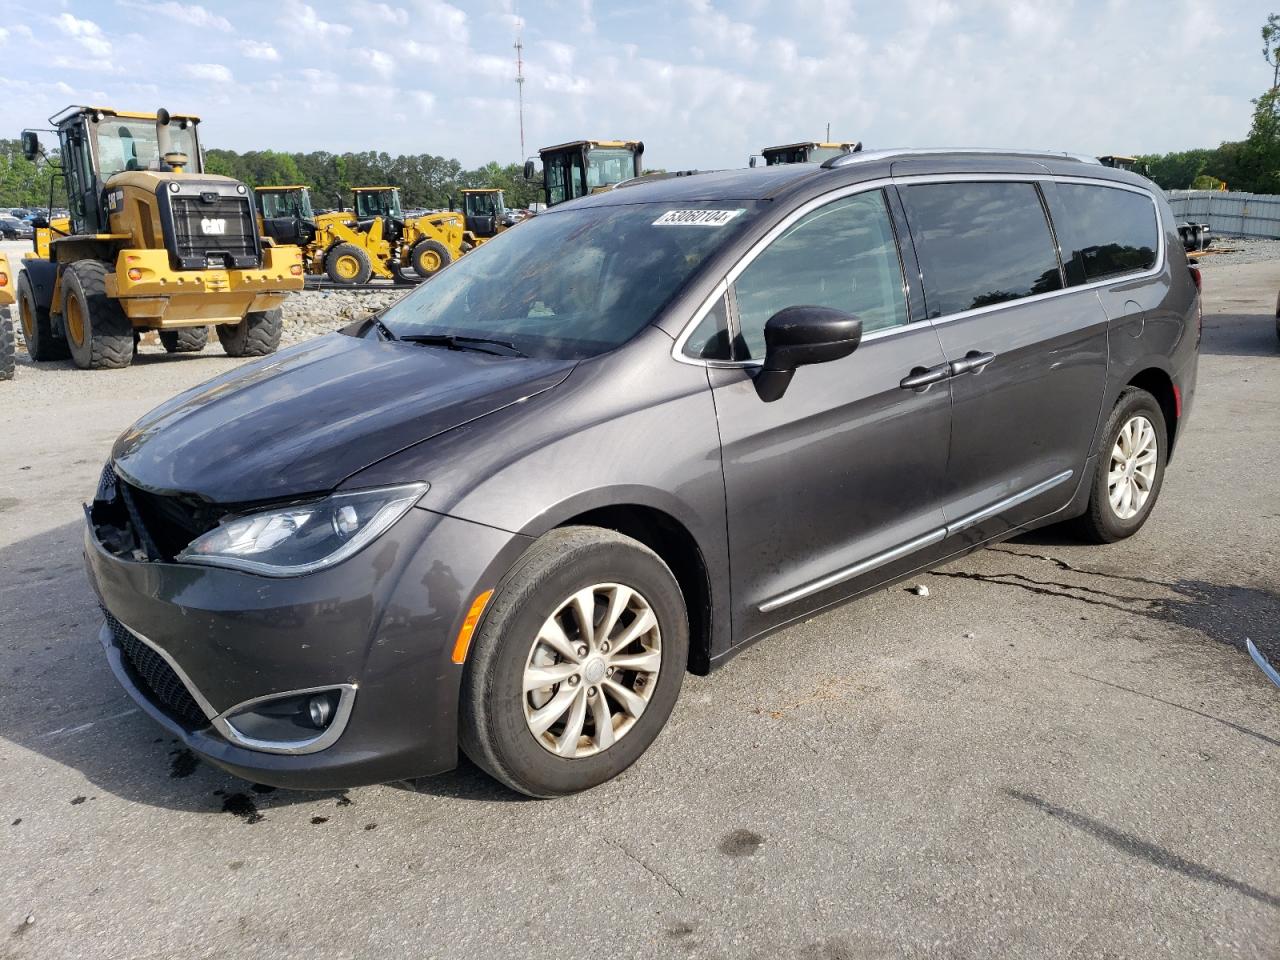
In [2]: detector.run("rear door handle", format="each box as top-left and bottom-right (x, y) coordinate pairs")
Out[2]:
(949, 350), (997, 376)
(899, 362), (952, 391)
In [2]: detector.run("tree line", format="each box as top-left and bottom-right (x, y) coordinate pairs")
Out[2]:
(0, 139), (544, 210)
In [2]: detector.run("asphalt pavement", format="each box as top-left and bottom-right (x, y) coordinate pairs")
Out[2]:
(0, 251), (1277, 959)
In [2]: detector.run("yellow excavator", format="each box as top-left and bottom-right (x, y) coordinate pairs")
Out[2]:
(524, 140), (644, 208)
(256, 185), (468, 283)
(18, 105), (304, 368)
(752, 141), (863, 166)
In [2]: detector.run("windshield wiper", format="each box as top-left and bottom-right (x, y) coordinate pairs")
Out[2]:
(398, 334), (527, 357)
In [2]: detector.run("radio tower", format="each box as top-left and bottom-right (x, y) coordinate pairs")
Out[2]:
(514, 17), (526, 158)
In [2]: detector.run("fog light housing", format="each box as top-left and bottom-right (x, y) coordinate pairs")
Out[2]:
(289, 263), (304, 276)
(213, 685), (355, 755)
(127, 268), (142, 281)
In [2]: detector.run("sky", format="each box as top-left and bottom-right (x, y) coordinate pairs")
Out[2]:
(0, 0), (1274, 171)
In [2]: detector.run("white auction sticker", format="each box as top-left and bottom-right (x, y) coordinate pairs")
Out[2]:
(652, 208), (745, 227)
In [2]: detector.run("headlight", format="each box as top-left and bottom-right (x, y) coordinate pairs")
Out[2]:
(176, 483), (427, 576)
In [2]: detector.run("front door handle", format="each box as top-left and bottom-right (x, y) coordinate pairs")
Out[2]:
(899, 362), (952, 391)
(949, 350), (997, 376)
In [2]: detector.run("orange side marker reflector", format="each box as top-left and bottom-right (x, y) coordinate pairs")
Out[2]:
(451, 590), (494, 664)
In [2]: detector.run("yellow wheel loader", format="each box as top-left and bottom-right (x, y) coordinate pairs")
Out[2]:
(0, 253), (15, 380)
(524, 140), (644, 208)
(256, 185), (468, 284)
(751, 141), (863, 166)
(18, 106), (304, 369)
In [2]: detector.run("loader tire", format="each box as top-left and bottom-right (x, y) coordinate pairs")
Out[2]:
(411, 239), (452, 278)
(159, 326), (209, 353)
(0, 306), (14, 381)
(326, 243), (372, 284)
(63, 260), (134, 370)
(16, 270), (69, 361)
(217, 308), (282, 358)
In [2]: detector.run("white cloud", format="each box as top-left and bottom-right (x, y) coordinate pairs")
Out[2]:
(281, 0), (353, 41)
(358, 49), (395, 79)
(416, 0), (468, 44)
(120, 2), (233, 31)
(242, 40), (280, 61)
(686, 0), (757, 59)
(183, 63), (234, 84)
(359, 2), (409, 25)
(0, 27), (8, 44)
(54, 13), (112, 57)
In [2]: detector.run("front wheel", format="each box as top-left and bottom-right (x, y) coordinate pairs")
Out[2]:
(1074, 387), (1168, 543)
(325, 243), (372, 284)
(459, 527), (688, 798)
(410, 239), (451, 278)
(217, 308), (282, 357)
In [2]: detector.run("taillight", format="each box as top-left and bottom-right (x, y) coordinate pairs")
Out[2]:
(0, 272), (8, 288)
(127, 268), (142, 281)
(1188, 265), (1201, 291)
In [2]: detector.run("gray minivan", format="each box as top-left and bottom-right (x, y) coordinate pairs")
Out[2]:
(85, 150), (1200, 797)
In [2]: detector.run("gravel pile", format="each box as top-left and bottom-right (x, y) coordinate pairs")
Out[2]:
(1190, 237), (1280, 267)
(280, 288), (408, 343)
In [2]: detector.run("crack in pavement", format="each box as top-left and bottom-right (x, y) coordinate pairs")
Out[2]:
(600, 836), (687, 900)
(988, 547), (1176, 589)
(928, 569), (1155, 613)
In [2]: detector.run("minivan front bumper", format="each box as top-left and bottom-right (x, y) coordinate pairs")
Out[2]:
(84, 503), (530, 789)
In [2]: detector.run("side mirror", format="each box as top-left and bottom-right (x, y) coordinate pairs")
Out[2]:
(523, 159), (536, 180)
(755, 305), (862, 402)
(32, 216), (49, 229)
(749, 156), (757, 168)
(21, 131), (40, 162)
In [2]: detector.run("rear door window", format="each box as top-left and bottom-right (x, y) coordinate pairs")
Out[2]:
(899, 181), (1063, 318)
(731, 190), (908, 360)
(1051, 184), (1160, 284)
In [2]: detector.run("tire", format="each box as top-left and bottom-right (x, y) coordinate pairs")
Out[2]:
(410, 239), (451, 278)
(0, 305), (14, 381)
(16, 270), (69, 361)
(459, 526), (688, 798)
(62, 260), (133, 370)
(158, 326), (209, 353)
(325, 243), (372, 284)
(1073, 387), (1168, 543)
(217, 308), (282, 357)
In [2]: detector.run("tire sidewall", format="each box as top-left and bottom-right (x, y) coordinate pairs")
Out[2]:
(465, 533), (688, 797)
(1093, 390), (1167, 540)
(63, 267), (93, 369)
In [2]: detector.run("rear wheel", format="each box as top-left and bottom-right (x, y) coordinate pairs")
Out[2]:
(411, 239), (451, 278)
(460, 526), (688, 798)
(159, 326), (209, 353)
(16, 270), (68, 361)
(62, 260), (133, 370)
(217, 308), (282, 357)
(0, 306), (14, 381)
(325, 243), (372, 284)
(1074, 387), (1167, 543)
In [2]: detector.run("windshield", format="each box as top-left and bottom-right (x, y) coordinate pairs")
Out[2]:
(355, 190), (402, 219)
(586, 148), (638, 190)
(465, 192), (501, 217)
(378, 201), (759, 360)
(95, 118), (199, 176)
(809, 146), (849, 162)
(259, 190), (314, 220)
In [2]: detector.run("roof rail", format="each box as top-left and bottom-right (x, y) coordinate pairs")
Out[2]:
(822, 148), (1102, 170)
(614, 169), (715, 189)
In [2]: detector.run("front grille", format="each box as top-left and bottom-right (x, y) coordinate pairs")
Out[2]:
(122, 482), (219, 561)
(169, 194), (259, 269)
(105, 611), (209, 729)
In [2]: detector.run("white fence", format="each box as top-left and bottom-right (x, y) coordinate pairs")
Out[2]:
(1166, 190), (1280, 239)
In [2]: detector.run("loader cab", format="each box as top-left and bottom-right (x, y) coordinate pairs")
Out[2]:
(1098, 155), (1150, 176)
(255, 185), (317, 247)
(754, 141), (862, 167)
(26, 106), (204, 235)
(531, 140), (644, 208)
(459, 188), (507, 240)
(354, 187), (403, 223)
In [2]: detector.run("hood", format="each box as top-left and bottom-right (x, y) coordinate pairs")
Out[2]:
(112, 332), (575, 504)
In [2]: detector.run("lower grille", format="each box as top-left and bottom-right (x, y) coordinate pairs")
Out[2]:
(105, 612), (209, 729)
(170, 194), (259, 269)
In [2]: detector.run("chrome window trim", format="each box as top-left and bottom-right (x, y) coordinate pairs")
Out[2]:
(757, 470), (1074, 613)
(213, 683), (359, 756)
(672, 173), (1165, 369)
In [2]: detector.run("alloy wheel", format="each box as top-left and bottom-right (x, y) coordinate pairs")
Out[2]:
(1108, 414), (1158, 520)
(522, 583), (662, 759)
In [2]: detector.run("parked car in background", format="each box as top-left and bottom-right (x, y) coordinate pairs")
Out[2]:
(0, 217), (33, 240)
(84, 149), (1199, 798)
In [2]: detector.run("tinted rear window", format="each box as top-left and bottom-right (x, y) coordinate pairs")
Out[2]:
(900, 181), (1063, 318)
(1053, 184), (1159, 284)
